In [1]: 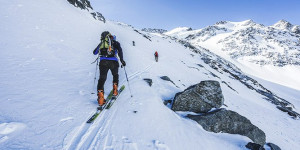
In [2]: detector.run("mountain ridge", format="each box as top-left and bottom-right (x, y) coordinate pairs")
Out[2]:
(164, 19), (300, 67)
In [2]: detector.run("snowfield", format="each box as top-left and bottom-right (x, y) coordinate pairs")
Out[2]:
(0, 0), (300, 150)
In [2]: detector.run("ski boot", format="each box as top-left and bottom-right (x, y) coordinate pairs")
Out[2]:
(97, 90), (105, 107)
(113, 83), (118, 97)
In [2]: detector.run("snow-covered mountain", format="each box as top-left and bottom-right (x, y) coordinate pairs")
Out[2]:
(1, 1), (300, 150)
(141, 28), (167, 34)
(165, 19), (300, 91)
(165, 19), (300, 66)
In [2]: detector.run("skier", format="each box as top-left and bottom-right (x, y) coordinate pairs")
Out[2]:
(154, 51), (158, 62)
(132, 41), (135, 46)
(93, 31), (126, 106)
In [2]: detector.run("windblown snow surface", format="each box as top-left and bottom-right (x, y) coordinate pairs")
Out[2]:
(0, 0), (299, 150)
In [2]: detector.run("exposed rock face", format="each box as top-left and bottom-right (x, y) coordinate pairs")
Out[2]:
(67, 0), (93, 10)
(188, 109), (266, 146)
(67, 0), (106, 23)
(171, 80), (224, 113)
(91, 12), (106, 23)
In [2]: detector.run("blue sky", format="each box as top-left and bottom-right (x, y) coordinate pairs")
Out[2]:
(89, 0), (300, 30)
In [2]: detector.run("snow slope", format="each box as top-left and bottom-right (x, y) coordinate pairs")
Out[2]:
(1, 0), (300, 150)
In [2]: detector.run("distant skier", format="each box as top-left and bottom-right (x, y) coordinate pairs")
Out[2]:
(154, 51), (158, 62)
(133, 41), (135, 46)
(93, 31), (126, 106)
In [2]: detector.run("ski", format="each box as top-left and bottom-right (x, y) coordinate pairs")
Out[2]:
(86, 85), (125, 123)
(106, 85), (125, 109)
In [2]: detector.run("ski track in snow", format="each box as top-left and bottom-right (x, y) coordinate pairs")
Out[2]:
(64, 109), (110, 150)
(64, 64), (155, 150)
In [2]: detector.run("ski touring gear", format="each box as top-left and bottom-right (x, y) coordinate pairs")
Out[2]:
(98, 31), (115, 58)
(91, 57), (99, 94)
(87, 85), (125, 123)
(92, 31), (126, 103)
(123, 66), (133, 97)
(97, 90), (105, 106)
(113, 83), (118, 96)
(93, 36), (124, 62)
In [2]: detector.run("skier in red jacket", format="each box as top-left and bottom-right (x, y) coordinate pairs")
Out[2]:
(154, 51), (158, 62)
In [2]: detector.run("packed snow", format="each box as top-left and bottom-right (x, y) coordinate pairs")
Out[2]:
(0, 0), (300, 150)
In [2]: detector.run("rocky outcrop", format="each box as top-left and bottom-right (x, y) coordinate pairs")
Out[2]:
(188, 109), (266, 146)
(171, 80), (266, 146)
(171, 80), (224, 113)
(91, 12), (106, 23)
(67, 0), (106, 23)
(67, 0), (93, 10)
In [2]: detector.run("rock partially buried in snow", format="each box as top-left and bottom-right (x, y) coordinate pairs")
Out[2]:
(267, 143), (281, 150)
(171, 80), (224, 113)
(188, 108), (266, 146)
(160, 76), (179, 87)
(245, 142), (265, 150)
(143, 78), (153, 87)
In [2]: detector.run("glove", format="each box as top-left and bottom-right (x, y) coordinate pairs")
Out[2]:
(121, 60), (126, 66)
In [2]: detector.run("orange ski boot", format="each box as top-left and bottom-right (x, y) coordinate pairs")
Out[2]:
(97, 90), (105, 106)
(113, 83), (118, 96)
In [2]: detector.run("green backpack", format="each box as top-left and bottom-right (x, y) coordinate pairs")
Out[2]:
(99, 31), (115, 57)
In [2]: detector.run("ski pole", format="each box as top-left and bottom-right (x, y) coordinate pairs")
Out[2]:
(91, 56), (99, 94)
(123, 66), (133, 97)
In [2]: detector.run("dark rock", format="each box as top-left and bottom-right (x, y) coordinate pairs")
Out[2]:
(160, 76), (178, 87)
(67, 0), (92, 10)
(143, 78), (153, 87)
(267, 143), (281, 150)
(133, 29), (152, 41)
(246, 142), (265, 150)
(91, 12), (106, 23)
(163, 100), (172, 105)
(67, 0), (106, 23)
(171, 80), (224, 113)
(276, 106), (299, 118)
(188, 109), (266, 145)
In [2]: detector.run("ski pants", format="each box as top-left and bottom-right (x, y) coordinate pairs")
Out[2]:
(97, 60), (119, 91)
